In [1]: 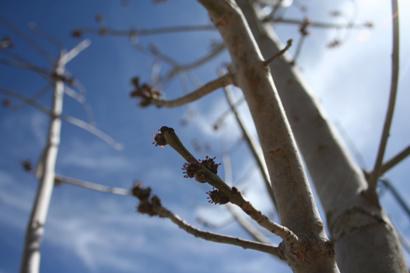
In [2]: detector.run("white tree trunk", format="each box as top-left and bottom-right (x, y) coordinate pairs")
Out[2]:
(199, 1), (339, 272)
(20, 55), (65, 273)
(237, 1), (407, 272)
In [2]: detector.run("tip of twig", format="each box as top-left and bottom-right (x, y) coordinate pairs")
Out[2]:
(263, 39), (293, 66)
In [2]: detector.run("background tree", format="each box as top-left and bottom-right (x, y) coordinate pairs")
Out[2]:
(0, 0), (409, 273)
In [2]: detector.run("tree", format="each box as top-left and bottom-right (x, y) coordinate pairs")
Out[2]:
(0, 1), (409, 273)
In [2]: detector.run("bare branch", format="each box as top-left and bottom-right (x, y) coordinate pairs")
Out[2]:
(161, 42), (226, 82)
(55, 175), (131, 196)
(131, 73), (233, 108)
(212, 96), (245, 130)
(159, 206), (282, 256)
(263, 39), (292, 66)
(379, 145), (409, 176)
(222, 153), (271, 244)
(0, 17), (54, 62)
(0, 88), (122, 150)
(0, 87), (51, 114)
(63, 85), (85, 103)
(61, 40), (91, 64)
(155, 126), (298, 243)
(62, 115), (123, 150)
(73, 24), (215, 38)
(264, 17), (373, 30)
(226, 204), (270, 244)
(0, 57), (50, 78)
(132, 184), (283, 258)
(380, 179), (410, 220)
(368, 0), (400, 191)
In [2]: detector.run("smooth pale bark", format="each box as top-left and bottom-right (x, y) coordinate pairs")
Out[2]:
(20, 56), (64, 273)
(199, 1), (339, 272)
(236, 1), (407, 272)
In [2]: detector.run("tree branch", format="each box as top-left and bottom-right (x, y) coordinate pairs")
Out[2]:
(368, 0), (400, 191)
(131, 73), (233, 108)
(132, 184), (283, 258)
(55, 175), (131, 196)
(155, 126), (298, 244)
(161, 42), (226, 82)
(264, 17), (373, 30)
(0, 87), (122, 150)
(73, 24), (215, 38)
(379, 145), (409, 176)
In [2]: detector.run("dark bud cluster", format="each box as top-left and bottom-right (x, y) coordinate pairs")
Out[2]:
(71, 30), (83, 38)
(299, 18), (310, 36)
(131, 183), (162, 216)
(153, 126), (174, 146)
(182, 156), (220, 183)
(130, 76), (161, 107)
(0, 36), (13, 49)
(2, 99), (11, 108)
(200, 156), (219, 174)
(207, 189), (229, 205)
(21, 160), (32, 173)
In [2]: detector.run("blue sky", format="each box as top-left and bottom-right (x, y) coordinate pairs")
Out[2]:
(0, 0), (409, 273)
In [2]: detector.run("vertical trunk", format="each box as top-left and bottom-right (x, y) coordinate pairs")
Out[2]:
(199, 1), (339, 272)
(236, 1), (407, 272)
(20, 55), (65, 273)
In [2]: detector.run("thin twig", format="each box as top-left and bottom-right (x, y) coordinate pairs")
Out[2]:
(75, 24), (215, 38)
(158, 206), (282, 256)
(226, 204), (270, 244)
(161, 42), (226, 82)
(147, 73), (233, 108)
(263, 17), (373, 30)
(222, 153), (271, 244)
(0, 88), (122, 150)
(62, 115), (123, 150)
(0, 58), (50, 78)
(379, 145), (409, 176)
(55, 175), (131, 196)
(368, 0), (400, 191)
(60, 40), (91, 64)
(263, 39), (292, 66)
(132, 184), (283, 258)
(212, 96), (245, 130)
(380, 179), (410, 220)
(0, 17), (54, 62)
(291, 34), (307, 65)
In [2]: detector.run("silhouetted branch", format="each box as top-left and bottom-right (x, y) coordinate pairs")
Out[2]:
(380, 179), (410, 221)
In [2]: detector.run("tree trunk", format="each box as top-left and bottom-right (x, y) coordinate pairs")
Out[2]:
(199, 1), (339, 272)
(236, 1), (407, 272)
(20, 55), (65, 273)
